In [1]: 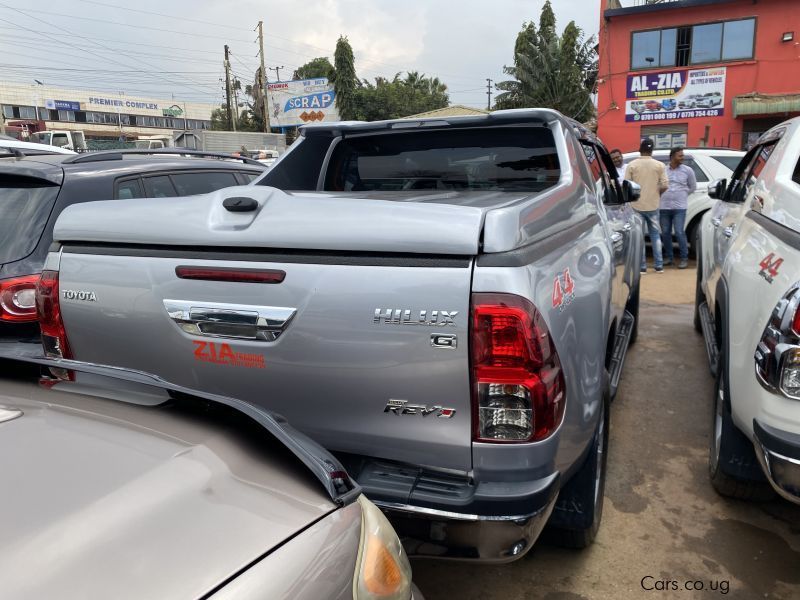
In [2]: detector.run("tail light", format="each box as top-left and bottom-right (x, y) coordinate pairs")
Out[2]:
(0, 275), (41, 322)
(471, 293), (566, 443)
(36, 270), (72, 360)
(755, 284), (800, 399)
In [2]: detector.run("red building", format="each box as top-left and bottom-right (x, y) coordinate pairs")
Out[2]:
(597, 0), (800, 152)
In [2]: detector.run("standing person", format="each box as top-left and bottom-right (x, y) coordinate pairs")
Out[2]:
(626, 139), (669, 274)
(610, 148), (627, 180)
(659, 147), (696, 269)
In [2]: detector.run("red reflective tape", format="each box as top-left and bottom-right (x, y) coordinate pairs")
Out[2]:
(175, 266), (286, 284)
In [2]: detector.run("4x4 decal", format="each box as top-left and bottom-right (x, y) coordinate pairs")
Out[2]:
(759, 252), (784, 284)
(552, 268), (576, 311)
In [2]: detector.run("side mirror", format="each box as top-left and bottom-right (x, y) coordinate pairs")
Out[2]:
(622, 179), (641, 203)
(708, 178), (727, 200)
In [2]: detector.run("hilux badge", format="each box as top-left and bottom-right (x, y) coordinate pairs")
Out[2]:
(374, 309), (457, 327)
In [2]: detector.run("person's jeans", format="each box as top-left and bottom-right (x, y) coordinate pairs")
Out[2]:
(660, 209), (688, 262)
(637, 210), (663, 270)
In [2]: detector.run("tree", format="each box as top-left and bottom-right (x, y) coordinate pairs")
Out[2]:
(495, 1), (597, 122)
(210, 105), (230, 130)
(293, 57), (335, 81)
(333, 36), (359, 120)
(352, 72), (449, 121)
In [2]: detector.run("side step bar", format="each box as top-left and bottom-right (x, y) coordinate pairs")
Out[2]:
(698, 301), (719, 377)
(608, 310), (635, 399)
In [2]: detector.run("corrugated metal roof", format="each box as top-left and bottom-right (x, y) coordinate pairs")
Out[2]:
(403, 105), (489, 119)
(733, 93), (800, 118)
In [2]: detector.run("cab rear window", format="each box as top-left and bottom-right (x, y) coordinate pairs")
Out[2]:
(0, 176), (60, 264)
(323, 127), (560, 193)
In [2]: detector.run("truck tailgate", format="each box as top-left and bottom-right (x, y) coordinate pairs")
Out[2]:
(54, 190), (482, 472)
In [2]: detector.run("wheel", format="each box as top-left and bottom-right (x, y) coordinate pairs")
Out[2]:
(694, 233), (703, 333)
(546, 391), (609, 548)
(626, 279), (640, 346)
(687, 219), (699, 259)
(708, 362), (773, 501)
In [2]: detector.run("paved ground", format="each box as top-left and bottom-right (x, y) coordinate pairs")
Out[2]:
(414, 265), (800, 600)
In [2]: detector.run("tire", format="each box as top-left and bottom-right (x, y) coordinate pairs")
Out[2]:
(546, 391), (610, 549)
(694, 243), (704, 333)
(686, 218), (699, 259)
(708, 362), (773, 501)
(626, 279), (640, 346)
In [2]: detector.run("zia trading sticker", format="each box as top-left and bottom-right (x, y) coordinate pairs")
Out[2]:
(552, 268), (576, 311)
(759, 252), (783, 284)
(193, 341), (265, 369)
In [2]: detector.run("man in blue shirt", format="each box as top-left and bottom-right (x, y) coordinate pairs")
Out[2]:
(660, 147), (696, 269)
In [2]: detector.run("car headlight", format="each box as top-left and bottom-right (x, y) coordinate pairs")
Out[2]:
(353, 495), (412, 600)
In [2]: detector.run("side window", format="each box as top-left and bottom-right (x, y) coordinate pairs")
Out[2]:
(793, 157), (800, 186)
(726, 143), (776, 203)
(581, 142), (617, 203)
(171, 172), (239, 196)
(143, 175), (178, 198)
(236, 172), (261, 184)
(683, 158), (708, 183)
(115, 178), (145, 200)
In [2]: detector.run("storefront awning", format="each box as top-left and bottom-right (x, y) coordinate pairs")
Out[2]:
(733, 93), (800, 119)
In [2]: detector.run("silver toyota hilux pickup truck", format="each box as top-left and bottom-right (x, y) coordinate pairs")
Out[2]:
(35, 109), (643, 561)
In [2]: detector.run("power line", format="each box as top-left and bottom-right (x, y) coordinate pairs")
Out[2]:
(74, 0), (254, 32)
(0, 8), (218, 95)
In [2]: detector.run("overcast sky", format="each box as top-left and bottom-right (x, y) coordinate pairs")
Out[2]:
(0, 0), (601, 107)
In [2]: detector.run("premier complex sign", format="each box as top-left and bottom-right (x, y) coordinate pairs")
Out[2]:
(267, 78), (339, 127)
(88, 97), (159, 111)
(625, 67), (726, 123)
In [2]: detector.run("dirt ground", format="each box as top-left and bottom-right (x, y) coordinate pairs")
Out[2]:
(413, 265), (800, 600)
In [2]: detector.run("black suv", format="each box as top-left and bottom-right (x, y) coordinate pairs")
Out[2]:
(0, 149), (265, 344)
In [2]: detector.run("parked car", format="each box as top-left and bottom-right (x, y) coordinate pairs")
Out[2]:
(644, 100), (663, 111)
(678, 95), (702, 109)
(696, 92), (723, 108)
(38, 109), (643, 561)
(631, 101), (646, 114)
(695, 116), (800, 506)
(661, 99), (677, 111)
(0, 138), (76, 155)
(0, 149), (265, 346)
(0, 358), (422, 600)
(623, 148), (745, 255)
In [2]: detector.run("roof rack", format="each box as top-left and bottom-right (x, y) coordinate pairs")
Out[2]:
(63, 148), (264, 167)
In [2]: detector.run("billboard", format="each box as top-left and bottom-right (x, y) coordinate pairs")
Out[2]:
(625, 67), (726, 123)
(266, 78), (340, 127)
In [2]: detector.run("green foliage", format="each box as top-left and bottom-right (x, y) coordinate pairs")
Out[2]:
(353, 72), (449, 121)
(333, 36), (359, 120)
(293, 57), (335, 81)
(210, 106), (230, 130)
(495, 1), (598, 122)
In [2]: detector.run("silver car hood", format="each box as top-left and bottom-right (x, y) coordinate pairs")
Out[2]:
(53, 185), (487, 255)
(0, 378), (336, 600)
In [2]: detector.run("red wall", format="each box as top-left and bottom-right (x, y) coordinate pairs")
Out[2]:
(597, 0), (800, 151)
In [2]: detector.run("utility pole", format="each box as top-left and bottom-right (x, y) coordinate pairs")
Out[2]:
(268, 65), (285, 82)
(486, 78), (494, 111)
(224, 44), (236, 131)
(256, 21), (272, 132)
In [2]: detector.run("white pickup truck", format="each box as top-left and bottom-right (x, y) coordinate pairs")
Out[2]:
(696, 116), (800, 505)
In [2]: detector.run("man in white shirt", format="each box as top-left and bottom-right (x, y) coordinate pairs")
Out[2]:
(610, 149), (626, 181)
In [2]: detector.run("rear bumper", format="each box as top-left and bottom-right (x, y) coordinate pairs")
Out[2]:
(338, 454), (560, 562)
(753, 419), (800, 505)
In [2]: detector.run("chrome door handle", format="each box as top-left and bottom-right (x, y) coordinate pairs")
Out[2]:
(164, 299), (296, 342)
(723, 225), (735, 238)
(711, 217), (722, 228)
